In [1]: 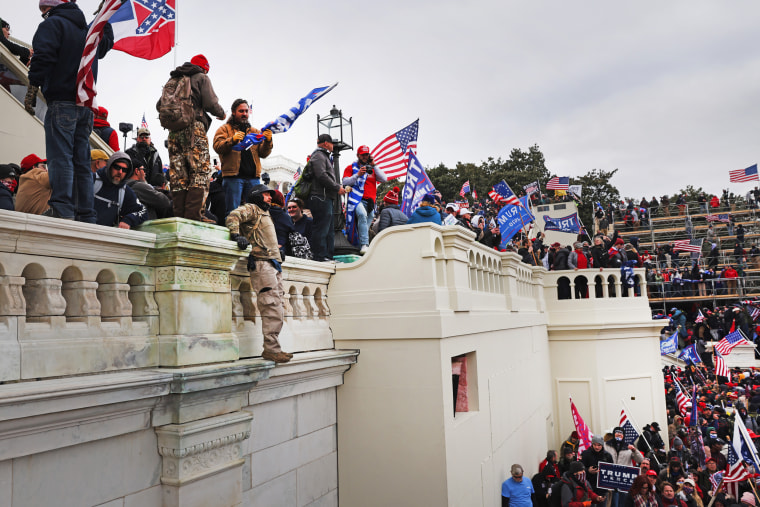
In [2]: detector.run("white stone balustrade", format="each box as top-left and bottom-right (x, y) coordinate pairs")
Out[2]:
(0, 211), (338, 381)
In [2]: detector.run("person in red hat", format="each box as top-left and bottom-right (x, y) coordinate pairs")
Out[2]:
(376, 186), (407, 233)
(16, 154), (51, 215)
(341, 145), (387, 253)
(160, 54), (225, 221)
(92, 107), (120, 152)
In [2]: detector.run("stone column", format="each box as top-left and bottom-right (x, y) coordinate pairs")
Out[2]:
(22, 278), (66, 324)
(61, 280), (101, 323)
(140, 219), (244, 367)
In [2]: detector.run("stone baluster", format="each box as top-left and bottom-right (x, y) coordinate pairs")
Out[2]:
(314, 291), (330, 318)
(22, 278), (66, 323)
(128, 285), (159, 318)
(302, 289), (320, 319)
(0, 276), (26, 317)
(97, 283), (133, 322)
(240, 289), (257, 322)
(61, 280), (101, 323)
(290, 292), (307, 320)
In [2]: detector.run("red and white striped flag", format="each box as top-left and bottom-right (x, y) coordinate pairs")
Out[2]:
(370, 119), (418, 180)
(569, 397), (594, 456)
(675, 382), (689, 417)
(76, 0), (125, 111)
(715, 349), (730, 379)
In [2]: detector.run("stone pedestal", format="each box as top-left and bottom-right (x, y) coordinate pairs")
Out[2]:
(141, 218), (243, 367)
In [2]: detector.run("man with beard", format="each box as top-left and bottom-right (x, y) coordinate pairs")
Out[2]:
(604, 426), (644, 507)
(126, 127), (163, 186)
(226, 185), (293, 364)
(213, 98), (272, 219)
(93, 151), (147, 229)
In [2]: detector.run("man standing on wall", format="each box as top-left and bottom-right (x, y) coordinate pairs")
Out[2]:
(27, 0), (114, 221)
(342, 145), (386, 254)
(213, 99), (272, 218)
(308, 134), (345, 262)
(160, 54), (225, 220)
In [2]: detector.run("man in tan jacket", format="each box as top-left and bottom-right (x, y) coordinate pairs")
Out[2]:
(213, 98), (272, 219)
(15, 154), (50, 215)
(226, 184), (292, 364)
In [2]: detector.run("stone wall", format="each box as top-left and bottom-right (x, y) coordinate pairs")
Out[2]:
(0, 211), (357, 507)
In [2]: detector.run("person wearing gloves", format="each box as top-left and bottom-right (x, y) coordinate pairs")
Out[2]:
(213, 98), (272, 218)
(226, 184), (293, 364)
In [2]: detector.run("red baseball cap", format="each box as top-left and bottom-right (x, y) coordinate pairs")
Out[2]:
(20, 154), (46, 171)
(357, 145), (370, 155)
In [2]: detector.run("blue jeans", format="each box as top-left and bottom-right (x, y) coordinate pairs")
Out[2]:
(222, 176), (260, 217)
(44, 101), (96, 221)
(354, 201), (374, 246)
(309, 194), (334, 261)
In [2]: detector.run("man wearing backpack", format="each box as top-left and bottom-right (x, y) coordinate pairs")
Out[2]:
(26, 0), (114, 222)
(213, 99), (272, 219)
(158, 54), (225, 221)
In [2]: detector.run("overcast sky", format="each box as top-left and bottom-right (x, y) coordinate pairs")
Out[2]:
(5, 0), (760, 199)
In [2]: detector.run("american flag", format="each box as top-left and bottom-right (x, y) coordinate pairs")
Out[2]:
(293, 168), (301, 182)
(472, 189), (478, 199)
(460, 181), (470, 197)
(673, 238), (703, 253)
(729, 164), (759, 183)
(695, 310), (705, 323)
(524, 180), (540, 196)
(715, 349), (730, 378)
(750, 306), (760, 321)
(489, 180), (521, 206)
(370, 119), (419, 180)
(714, 330), (750, 355)
(734, 408), (760, 473)
(546, 176), (570, 190)
(570, 397), (593, 456)
(706, 214), (731, 223)
(725, 443), (750, 500)
(140, 114), (148, 129)
(76, 0), (126, 110)
(619, 408), (640, 445)
(674, 382), (689, 417)
(709, 471), (724, 493)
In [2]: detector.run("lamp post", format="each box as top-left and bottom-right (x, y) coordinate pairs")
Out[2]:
(316, 105), (358, 255)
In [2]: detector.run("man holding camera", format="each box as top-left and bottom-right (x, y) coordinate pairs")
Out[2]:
(342, 145), (387, 253)
(213, 99), (272, 219)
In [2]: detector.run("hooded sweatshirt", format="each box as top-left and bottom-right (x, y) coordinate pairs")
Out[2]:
(29, 3), (113, 102)
(94, 151), (147, 228)
(406, 204), (442, 225)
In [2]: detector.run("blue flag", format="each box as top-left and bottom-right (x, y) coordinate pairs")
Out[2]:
(660, 333), (677, 355)
(233, 83), (338, 151)
(497, 196), (534, 248)
(678, 343), (701, 364)
(400, 152), (436, 217)
(543, 213), (581, 234)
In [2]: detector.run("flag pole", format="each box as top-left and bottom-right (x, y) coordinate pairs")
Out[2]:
(173, 0), (178, 68)
(621, 399), (661, 467)
(706, 478), (725, 507)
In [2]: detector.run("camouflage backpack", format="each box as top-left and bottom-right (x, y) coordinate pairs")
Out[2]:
(157, 75), (194, 131)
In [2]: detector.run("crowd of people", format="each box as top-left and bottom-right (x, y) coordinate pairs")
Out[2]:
(503, 358), (760, 507)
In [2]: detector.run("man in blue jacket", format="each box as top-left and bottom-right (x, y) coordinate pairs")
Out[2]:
(94, 152), (147, 229)
(26, 0), (113, 222)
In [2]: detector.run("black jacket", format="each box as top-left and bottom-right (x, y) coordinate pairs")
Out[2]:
(0, 183), (14, 211)
(29, 3), (113, 102)
(309, 148), (341, 199)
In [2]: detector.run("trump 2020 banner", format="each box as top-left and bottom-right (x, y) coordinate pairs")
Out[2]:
(543, 213), (581, 234)
(597, 462), (640, 491)
(497, 196), (534, 248)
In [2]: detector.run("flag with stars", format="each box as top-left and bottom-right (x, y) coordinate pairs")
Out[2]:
(618, 408), (640, 445)
(371, 120), (419, 180)
(460, 181), (470, 197)
(111, 0), (176, 60)
(489, 180), (522, 206)
(674, 382), (689, 417)
(725, 435), (751, 499)
(715, 329), (750, 356)
(140, 113), (148, 129)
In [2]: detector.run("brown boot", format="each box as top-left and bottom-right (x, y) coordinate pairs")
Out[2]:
(172, 190), (187, 218)
(262, 350), (292, 364)
(184, 187), (205, 221)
